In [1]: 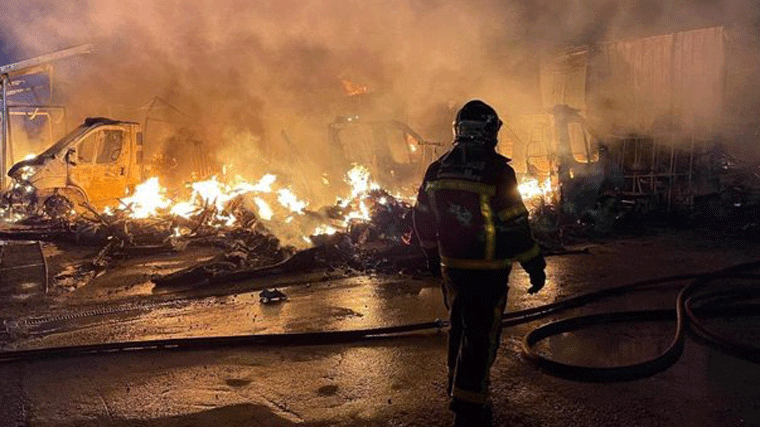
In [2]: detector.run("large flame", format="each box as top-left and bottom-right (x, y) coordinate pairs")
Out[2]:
(119, 177), (172, 218)
(3, 159), (555, 243)
(117, 173), (306, 225)
(339, 164), (381, 224)
(111, 164), (391, 244)
(518, 176), (556, 206)
(277, 188), (307, 214)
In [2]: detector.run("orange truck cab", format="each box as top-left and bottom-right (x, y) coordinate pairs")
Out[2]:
(6, 117), (144, 213)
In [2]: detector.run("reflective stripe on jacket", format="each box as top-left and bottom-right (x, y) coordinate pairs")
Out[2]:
(413, 144), (541, 270)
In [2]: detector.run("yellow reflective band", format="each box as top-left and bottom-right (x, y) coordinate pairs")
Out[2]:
(440, 256), (512, 270)
(425, 179), (496, 196)
(498, 203), (528, 222)
(451, 387), (489, 405)
(480, 193), (495, 260)
(516, 243), (541, 263)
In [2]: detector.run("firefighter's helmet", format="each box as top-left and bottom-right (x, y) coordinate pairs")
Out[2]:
(453, 100), (502, 147)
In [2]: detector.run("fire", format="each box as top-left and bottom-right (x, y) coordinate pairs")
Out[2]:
(341, 79), (368, 96)
(277, 188), (307, 214)
(335, 164), (382, 225)
(253, 197), (273, 221)
(518, 176), (556, 206)
(100, 163), (412, 247)
(345, 164), (380, 199)
(119, 177), (171, 218)
(120, 172), (309, 226)
(313, 224), (339, 236)
(4, 155), (547, 245)
(236, 174), (277, 193)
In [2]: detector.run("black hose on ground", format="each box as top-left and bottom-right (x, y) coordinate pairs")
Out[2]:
(0, 261), (758, 384)
(0, 319), (448, 363)
(521, 261), (760, 381)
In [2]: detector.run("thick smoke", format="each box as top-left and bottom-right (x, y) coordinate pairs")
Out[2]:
(1, 0), (759, 195)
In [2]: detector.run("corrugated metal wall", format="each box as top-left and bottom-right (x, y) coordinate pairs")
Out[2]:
(543, 26), (728, 135)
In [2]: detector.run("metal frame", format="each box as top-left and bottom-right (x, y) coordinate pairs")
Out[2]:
(0, 45), (92, 190)
(609, 130), (711, 210)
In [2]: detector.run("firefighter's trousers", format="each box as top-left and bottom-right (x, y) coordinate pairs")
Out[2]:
(442, 266), (510, 407)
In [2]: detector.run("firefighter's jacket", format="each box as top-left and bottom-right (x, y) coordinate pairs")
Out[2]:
(413, 143), (542, 271)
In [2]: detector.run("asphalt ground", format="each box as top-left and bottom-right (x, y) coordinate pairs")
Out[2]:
(1, 229), (760, 426)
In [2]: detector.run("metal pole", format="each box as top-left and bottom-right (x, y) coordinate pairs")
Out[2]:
(1, 75), (7, 191)
(48, 65), (53, 102)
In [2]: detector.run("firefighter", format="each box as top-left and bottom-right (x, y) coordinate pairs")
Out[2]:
(413, 100), (546, 426)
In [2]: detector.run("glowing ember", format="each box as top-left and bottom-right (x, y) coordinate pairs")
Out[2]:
(313, 224), (339, 235)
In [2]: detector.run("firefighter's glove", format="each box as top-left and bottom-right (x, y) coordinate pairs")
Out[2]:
(522, 255), (546, 294)
(527, 270), (546, 294)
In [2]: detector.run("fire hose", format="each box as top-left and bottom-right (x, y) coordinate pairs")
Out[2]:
(0, 261), (758, 383)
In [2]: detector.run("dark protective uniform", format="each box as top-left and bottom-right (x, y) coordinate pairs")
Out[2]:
(413, 140), (545, 410)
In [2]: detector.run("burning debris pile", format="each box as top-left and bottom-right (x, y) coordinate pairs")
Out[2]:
(0, 149), (640, 289)
(150, 169), (426, 288)
(1, 164), (429, 288)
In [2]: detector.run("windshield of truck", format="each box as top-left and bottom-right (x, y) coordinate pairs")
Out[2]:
(37, 124), (91, 160)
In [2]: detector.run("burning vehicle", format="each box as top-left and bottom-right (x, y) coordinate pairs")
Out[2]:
(4, 117), (144, 216)
(327, 115), (444, 191)
(506, 25), (760, 231)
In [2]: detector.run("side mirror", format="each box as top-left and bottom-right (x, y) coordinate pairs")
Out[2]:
(65, 148), (78, 166)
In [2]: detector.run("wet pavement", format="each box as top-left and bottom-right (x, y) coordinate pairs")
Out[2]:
(1, 229), (760, 426)
(0, 241), (47, 303)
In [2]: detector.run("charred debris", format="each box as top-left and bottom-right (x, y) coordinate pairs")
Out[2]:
(2, 134), (758, 293)
(2, 26), (760, 292)
(1, 183), (430, 290)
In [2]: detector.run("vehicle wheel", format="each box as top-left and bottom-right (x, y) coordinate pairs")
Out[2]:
(42, 194), (75, 218)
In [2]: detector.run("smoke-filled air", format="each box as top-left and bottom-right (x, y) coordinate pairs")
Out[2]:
(1, 0), (760, 245)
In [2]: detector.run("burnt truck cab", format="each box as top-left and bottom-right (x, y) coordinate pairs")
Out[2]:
(328, 116), (444, 191)
(6, 117), (144, 212)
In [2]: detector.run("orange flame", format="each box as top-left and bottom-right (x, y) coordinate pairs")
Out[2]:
(110, 163), (414, 246)
(341, 79), (368, 96)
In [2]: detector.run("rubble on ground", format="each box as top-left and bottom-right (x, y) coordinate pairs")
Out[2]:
(0, 177), (429, 291)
